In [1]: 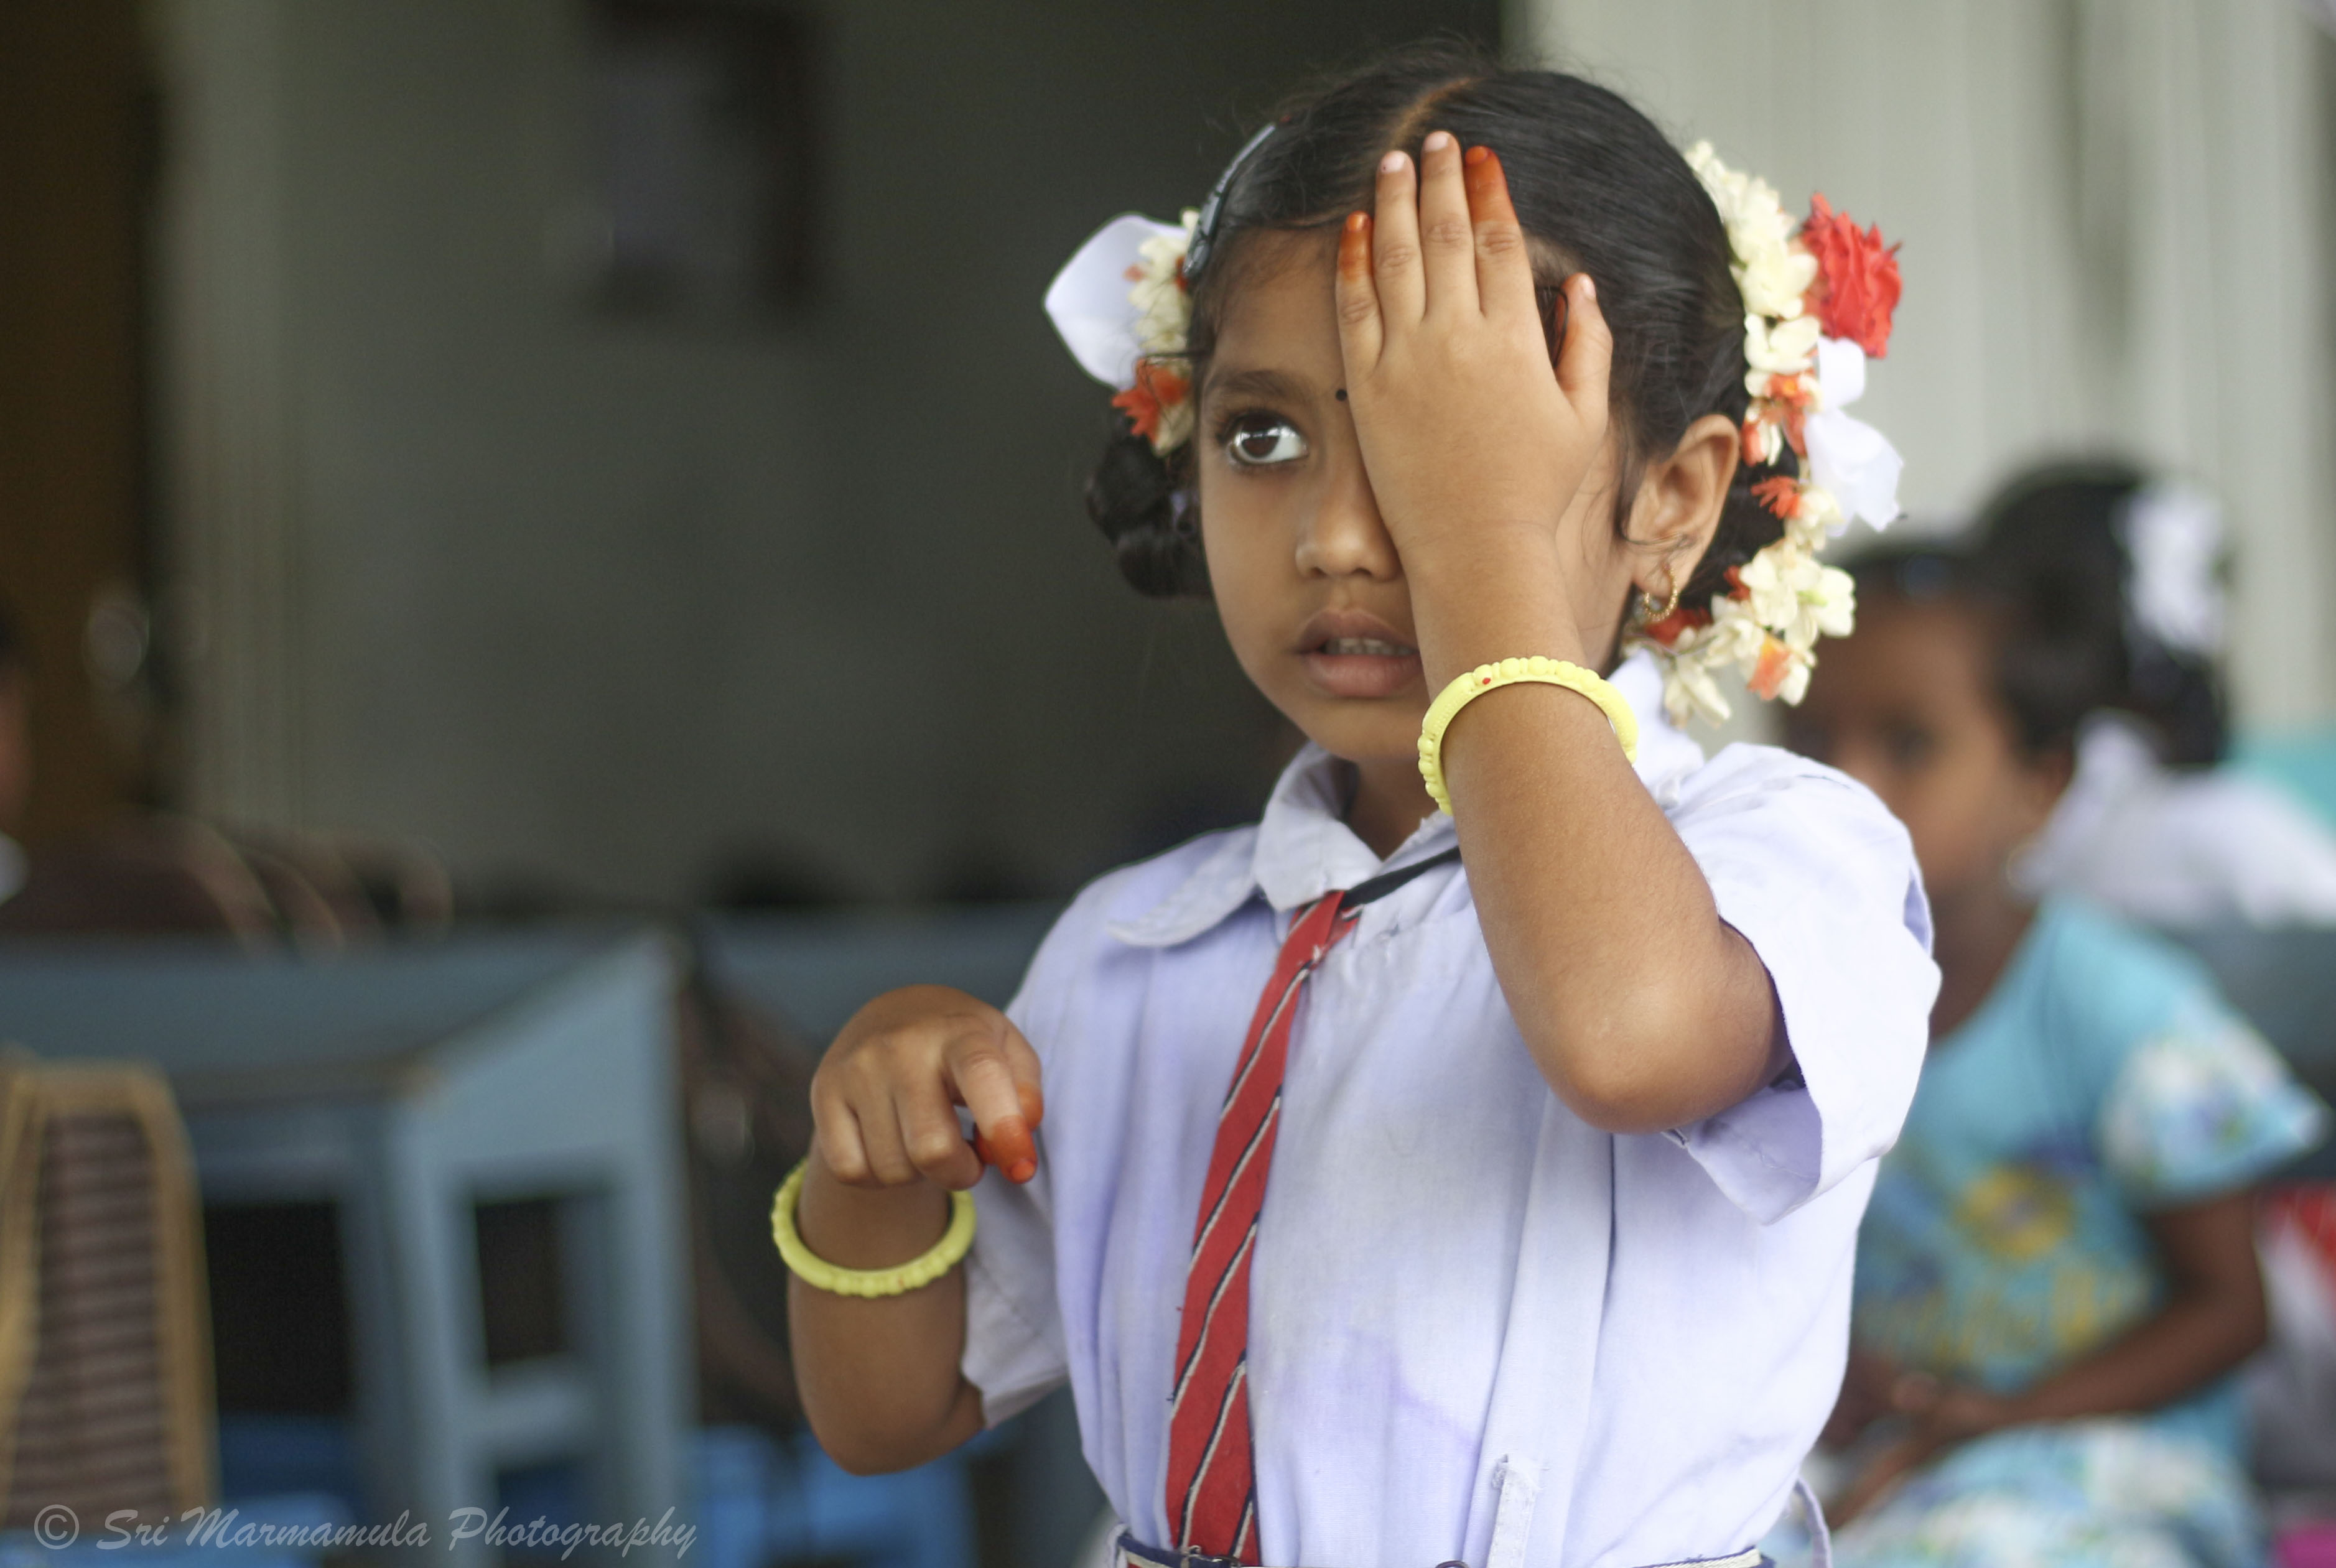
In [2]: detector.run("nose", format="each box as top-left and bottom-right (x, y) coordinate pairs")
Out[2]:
(1293, 457), (1400, 581)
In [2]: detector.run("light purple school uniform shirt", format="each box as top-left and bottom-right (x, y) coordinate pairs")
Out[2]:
(962, 652), (1938, 1568)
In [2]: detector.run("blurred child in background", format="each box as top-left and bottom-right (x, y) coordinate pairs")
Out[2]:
(1787, 545), (2327, 1567)
(1975, 462), (2336, 927)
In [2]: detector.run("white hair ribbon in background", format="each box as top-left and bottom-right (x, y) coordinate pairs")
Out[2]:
(1043, 214), (1183, 390)
(2121, 481), (2227, 657)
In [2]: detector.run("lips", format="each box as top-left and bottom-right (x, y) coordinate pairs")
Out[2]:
(1296, 608), (1423, 700)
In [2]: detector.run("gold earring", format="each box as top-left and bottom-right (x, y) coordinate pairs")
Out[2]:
(1637, 579), (1682, 626)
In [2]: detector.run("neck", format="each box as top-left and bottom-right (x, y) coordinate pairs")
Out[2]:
(1925, 873), (2038, 1041)
(1345, 754), (1438, 860)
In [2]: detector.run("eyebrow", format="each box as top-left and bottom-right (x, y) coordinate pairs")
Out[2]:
(1199, 366), (1318, 411)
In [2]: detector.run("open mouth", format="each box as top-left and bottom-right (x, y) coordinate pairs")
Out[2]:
(1315, 636), (1415, 657)
(1298, 617), (1423, 700)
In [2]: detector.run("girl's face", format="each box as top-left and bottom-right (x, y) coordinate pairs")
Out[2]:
(1194, 234), (1644, 770)
(1785, 596), (2067, 906)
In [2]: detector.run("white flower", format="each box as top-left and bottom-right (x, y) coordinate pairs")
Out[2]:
(1737, 547), (1856, 650)
(1785, 483), (1845, 543)
(1739, 241), (1817, 321)
(1663, 654), (1734, 729)
(1152, 396), (1196, 453)
(1706, 595), (1771, 661)
(1745, 313), (1820, 379)
(1128, 208), (1199, 358)
(1688, 142), (1814, 319)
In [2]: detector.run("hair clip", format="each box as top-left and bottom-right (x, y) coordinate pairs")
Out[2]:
(1182, 121), (1278, 283)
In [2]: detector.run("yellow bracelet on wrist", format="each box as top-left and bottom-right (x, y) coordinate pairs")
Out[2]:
(1417, 657), (1639, 815)
(770, 1157), (979, 1297)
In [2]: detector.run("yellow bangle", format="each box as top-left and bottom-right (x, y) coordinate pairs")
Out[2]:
(770, 1158), (978, 1297)
(1417, 657), (1640, 815)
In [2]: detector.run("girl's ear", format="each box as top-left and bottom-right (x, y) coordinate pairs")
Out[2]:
(2011, 744), (2077, 837)
(1626, 413), (1741, 599)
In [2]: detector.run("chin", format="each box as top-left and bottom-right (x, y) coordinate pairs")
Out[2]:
(1285, 700), (1420, 769)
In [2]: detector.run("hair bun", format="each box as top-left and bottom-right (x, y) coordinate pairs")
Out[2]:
(1086, 428), (1209, 598)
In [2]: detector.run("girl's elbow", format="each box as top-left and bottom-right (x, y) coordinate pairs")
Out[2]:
(1529, 1027), (1690, 1134)
(807, 1417), (940, 1477)
(1548, 1071), (1688, 1134)
(1525, 993), (1757, 1134)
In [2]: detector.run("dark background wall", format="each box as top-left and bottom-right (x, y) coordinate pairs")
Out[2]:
(158, 0), (1497, 907)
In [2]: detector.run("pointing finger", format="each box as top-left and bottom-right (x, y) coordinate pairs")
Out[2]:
(951, 1028), (1038, 1184)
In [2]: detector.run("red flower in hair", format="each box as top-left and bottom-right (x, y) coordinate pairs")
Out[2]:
(1801, 195), (1901, 358)
(1110, 358), (1190, 445)
(1639, 604), (1713, 647)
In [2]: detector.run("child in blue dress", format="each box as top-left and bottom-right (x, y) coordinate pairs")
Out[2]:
(1788, 545), (2328, 1567)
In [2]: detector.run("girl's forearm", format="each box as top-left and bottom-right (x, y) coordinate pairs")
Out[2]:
(788, 1155), (987, 1473)
(1415, 545), (1782, 1133)
(1899, 1190), (2269, 1452)
(1996, 1280), (2266, 1428)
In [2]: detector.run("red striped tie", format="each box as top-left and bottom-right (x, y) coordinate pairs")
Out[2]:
(1163, 889), (1359, 1564)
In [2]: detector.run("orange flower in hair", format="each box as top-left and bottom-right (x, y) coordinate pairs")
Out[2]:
(1111, 358), (1192, 450)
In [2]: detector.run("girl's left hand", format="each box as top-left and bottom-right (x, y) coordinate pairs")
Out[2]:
(1333, 131), (1611, 610)
(1828, 1377), (2016, 1525)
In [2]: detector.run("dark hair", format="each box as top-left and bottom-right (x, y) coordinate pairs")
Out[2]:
(1965, 460), (2228, 767)
(1084, 43), (1789, 616)
(1846, 544), (2116, 763)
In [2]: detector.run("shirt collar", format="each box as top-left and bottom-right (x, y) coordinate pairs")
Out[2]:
(1109, 650), (1703, 949)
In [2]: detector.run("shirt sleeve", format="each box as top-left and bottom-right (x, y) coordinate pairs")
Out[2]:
(957, 904), (1085, 1426)
(2098, 996), (2330, 1207)
(1660, 745), (1940, 1223)
(961, 1162), (1068, 1424)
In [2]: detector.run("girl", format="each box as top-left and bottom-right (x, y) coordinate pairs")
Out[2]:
(1788, 547), (2327, 1566)
(779, 48), (1937, 1568)
(1973, 461), (2336, 927)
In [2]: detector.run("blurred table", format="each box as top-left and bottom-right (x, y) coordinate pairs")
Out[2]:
(0, 927), (691, 1567)
(698, 902), (1061, 1042)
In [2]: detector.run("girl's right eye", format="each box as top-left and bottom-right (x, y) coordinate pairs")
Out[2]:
(1223, 414), (1309, 467)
